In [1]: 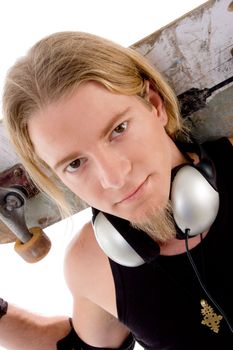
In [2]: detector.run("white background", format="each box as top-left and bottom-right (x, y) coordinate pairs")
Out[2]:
(0, 1), (206, 349)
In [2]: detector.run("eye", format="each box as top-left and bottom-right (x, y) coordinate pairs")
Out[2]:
(111, 121), (128, 139)
(66, 159), (82, 173)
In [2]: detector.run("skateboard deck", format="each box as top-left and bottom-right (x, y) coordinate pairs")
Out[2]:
(0, 0), (232, 261)
(0, 123), (61, 240)
(132, 0), (233, 142)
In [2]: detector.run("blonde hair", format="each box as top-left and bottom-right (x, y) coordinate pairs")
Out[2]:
(3, 31), (185, 214)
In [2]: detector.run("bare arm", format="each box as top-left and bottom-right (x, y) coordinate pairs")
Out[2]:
(0, 303), (71, 350)
(64, 222), (132, 349)
(0, 222), (132, 350)
(71, 297), (131, 349)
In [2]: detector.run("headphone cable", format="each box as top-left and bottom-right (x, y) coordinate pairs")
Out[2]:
(184, 228), (233, 334)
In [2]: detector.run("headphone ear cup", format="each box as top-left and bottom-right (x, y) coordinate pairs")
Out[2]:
(171, 164), (219, 237)
(93, 212), (145, 267)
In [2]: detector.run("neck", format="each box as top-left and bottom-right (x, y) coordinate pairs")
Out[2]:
(159, 231), (208, 256)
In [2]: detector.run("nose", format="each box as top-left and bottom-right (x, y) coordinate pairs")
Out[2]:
(95, 149), (131, 189)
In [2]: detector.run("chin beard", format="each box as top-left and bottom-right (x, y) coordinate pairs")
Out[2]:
(130, 201), (176, 244)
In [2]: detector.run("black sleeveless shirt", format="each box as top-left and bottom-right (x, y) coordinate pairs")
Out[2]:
(108, 138), (233, 349)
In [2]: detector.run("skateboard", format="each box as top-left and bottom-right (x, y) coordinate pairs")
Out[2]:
(0, 122), (62, 262)
(133, 0), (233, 142)
(0, 121), (85, 262)
(1, 0), (232, 262)
(0, 122), (86, 262)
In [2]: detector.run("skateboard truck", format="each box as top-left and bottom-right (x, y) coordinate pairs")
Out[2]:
(0, 186), (51, 263)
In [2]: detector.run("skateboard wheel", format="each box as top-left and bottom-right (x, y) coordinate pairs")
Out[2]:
(14, 227), (51, 263)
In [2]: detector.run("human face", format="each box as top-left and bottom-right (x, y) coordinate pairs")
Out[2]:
(28, 82), (183, 223)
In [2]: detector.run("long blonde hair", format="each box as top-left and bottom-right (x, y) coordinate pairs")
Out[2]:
(3, 31), (185, 214)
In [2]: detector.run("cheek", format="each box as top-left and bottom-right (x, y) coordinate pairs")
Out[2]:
(56, 175), (82, 197)
(146, 132), (172, 193)
(61, 176), (100, 204)
(141, 128), (171, 167)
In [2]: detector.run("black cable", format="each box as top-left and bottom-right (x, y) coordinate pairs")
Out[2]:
(199, 233), (207, 283)
(184, 228), (233, 334)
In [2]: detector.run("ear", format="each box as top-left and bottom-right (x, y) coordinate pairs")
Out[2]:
(144, 80), (168, 126)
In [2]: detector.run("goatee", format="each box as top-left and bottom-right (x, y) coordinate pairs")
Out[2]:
(131, 201), (176, 244)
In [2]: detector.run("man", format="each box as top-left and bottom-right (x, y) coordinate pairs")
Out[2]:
(1, 31), (233, 349)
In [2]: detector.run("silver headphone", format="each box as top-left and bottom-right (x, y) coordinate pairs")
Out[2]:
(92, 141), (219, 267)
(93, 211), (144, 267)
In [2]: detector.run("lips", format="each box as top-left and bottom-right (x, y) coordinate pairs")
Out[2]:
(117, 177), (148, 204)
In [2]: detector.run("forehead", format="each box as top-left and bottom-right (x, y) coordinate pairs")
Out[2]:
(27, 82), (138, 164)
(38, 81), (133, 120)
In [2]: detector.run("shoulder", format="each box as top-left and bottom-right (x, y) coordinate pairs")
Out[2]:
(64, 221), (105, 297)
(202, 137), (233, 155)
(63, 220), (116, 313)
(64, 221), (131, 347)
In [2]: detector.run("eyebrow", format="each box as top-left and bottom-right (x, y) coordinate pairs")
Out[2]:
(53, 152), (81, 171)
(99, 106), (131, 139)
(53, 107), (131, 171)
